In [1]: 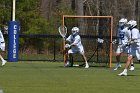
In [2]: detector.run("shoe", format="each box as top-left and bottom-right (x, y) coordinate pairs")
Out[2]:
(118, 72), (127, 76)
(114, 64), (121, 70)
(64, 61), (70, 67)
(129, 66), (135, 71)
(85, 64), (89, 68)
(2, 60), (7, 66)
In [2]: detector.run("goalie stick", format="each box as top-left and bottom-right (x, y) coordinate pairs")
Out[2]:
(58, 25), (67, 40)
(58, 25), (68, 65)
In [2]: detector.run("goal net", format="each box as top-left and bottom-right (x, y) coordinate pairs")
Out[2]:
(62, 15), (113, 67)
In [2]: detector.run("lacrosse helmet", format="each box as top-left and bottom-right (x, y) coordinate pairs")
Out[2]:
(71, 27), (79, 35)
(119, 18), (127, 27)
(127, 20), (137, 29)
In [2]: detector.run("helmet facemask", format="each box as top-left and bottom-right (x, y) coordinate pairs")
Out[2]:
(72, 30), (77, 35)
(127, 20), (137, 30)
(119, 18), (127, 29)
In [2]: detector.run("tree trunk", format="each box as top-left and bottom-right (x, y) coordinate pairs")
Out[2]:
(75, 0), (85, 35)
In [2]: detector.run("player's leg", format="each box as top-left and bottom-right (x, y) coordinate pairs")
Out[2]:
(129, 59), (135, 71)
(114, 45), (122, 70)
(81, 53), (89, 68)
(65, 49), (74, 67)
(114, 53), (122, 70)
(79, 48), (89, 68)
(118, 47), (135, 76)
(69, 53), (73, 67)
(64, 50), (70, 67)
(130, 48), (140, 70)
(118, 55), (133, 76)
(0, 44), (7, 66)
(129, 47), (135, 71)
(0, 54), (7, 66)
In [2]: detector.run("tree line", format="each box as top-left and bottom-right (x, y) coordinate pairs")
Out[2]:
(0, 0), (139, 35)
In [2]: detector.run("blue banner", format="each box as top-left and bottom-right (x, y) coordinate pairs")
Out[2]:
(8, 21), (19, 62)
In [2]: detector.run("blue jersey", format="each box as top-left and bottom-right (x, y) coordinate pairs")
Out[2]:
(117, 27), (130, 45)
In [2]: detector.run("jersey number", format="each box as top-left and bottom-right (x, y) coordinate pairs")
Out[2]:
(119, 33), (125, 40)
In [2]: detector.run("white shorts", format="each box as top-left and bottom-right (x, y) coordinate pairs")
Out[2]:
(128, 46), (140, 60)
(136, 49), (140, 60)
(68, 46), (84, 55)
(116, 45), (129, 54)
(0, 43), (5, 51)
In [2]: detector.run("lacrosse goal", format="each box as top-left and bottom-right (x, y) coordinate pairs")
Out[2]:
(62, 15), (113, 67)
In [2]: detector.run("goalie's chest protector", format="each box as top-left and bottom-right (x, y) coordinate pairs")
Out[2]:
(71, 35), (75, 43)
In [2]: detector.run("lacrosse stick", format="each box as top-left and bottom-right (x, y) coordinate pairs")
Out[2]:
(58, 26), (67, 40)
(58, 25), (68, 65)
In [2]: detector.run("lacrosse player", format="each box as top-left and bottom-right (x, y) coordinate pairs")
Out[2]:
(114, 18), (134, 70)
(118, 20), (139, 76)
(64, 27), (89, 68)
(0, 28), (7, 66)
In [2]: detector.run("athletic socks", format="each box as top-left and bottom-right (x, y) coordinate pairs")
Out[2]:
(131, 63), (134, 67)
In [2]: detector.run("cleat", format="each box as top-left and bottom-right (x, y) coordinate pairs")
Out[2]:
(129, 66), (135, 71)
(2, 60), (7, 66)
(85, 64), (89, 68)
(114, 64), (121, 70)
(64, 61), (70, 67)
(114, 68), (118, 71)
(118, 72), (127, 76)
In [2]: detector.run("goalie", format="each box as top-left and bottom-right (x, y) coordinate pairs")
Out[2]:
(64, 27), (89, 68)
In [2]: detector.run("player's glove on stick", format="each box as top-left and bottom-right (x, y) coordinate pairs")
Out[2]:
(65, 44), (71, 48)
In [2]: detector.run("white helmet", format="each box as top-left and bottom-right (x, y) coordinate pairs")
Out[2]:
(119, 18), (127, 26)
(71, 27), (79, 35)
(127, 20), (137, 28)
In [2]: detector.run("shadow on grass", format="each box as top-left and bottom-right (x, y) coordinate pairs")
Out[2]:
(127, 74), (140, 76)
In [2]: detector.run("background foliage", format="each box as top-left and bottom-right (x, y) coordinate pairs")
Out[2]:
(0, 0), (139, 56)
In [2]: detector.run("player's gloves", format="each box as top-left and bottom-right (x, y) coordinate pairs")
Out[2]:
(126, 40), (134, 46)
(97, 38), (104, 43)
(65, 44), (71, 48)
(112, 39), (117, 44)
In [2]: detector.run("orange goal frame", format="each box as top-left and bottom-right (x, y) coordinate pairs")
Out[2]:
(62, 15), (113, 67)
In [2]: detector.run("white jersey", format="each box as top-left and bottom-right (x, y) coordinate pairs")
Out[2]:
(117, 27), (130, 45)
(66, 34), (84, 54)
(129, 28), (140, 48)
(0, 30), (5, 43)
(0, 30), (5, 51)
(128, 28), (140, 58)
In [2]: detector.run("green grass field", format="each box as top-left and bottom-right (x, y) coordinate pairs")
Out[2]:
(0, 62), (140, 93)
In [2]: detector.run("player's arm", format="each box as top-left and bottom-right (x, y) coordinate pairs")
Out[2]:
(65, 36), (80, 48)
(64, 35), (72, 48)
(65, 35), (72, 43)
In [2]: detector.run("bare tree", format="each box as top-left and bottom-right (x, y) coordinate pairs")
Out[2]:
(75, 0), (85, 35)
